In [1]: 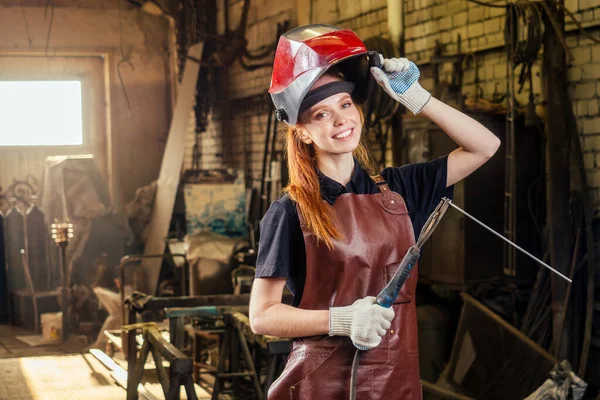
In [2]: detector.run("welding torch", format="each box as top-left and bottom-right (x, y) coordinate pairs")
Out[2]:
(348, 197), (571, 400)
(349, 198), (451, 400)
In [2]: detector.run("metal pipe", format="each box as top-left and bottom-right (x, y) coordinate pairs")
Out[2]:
(386, 0), (403, 50)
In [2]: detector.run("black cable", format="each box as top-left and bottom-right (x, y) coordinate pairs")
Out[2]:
(465, 0), (506, 8)
(349, 350), (361, 400)
(243, 44), (276, 60)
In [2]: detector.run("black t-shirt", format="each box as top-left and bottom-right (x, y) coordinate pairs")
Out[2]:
(255, 155), (454, 306)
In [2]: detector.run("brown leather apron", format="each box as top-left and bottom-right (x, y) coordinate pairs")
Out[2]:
(268, 175), (422, 400)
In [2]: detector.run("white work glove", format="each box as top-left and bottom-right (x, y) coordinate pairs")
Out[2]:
(370, 55), (431, 115)
(329, 296), (395, 350)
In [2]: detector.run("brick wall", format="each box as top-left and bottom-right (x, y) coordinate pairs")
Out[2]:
(403, 0), (600, 213)
(183, 0), (600, 213)
(183, 0), (392, 194)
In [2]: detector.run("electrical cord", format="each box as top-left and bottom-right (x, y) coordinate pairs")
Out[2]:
(465, 0), (506, 8)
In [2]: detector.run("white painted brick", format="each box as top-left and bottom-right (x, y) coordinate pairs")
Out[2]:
(439, 16), (452, 31)
(582, 9), (595, 21)
(583, 64), (600, 80)
(588, 170), (600, 188)
(485, 16), (502, 34)
(574, 82), (597, 99)
(414, 0), (425, 10)
(588, 99), (599, 116)
(406, 40), (415, 54)
(445, 42), (458, 54)
(568, 66), (583, 82)
(468, 22), (484, 37)
(584, 152), (596, 170)
(488, 32), (504, 45)
(371, 0), (387, 9)
(577, 101), (589, 116)
(406, 25), (419, 39)
(453, 26), (467, 41)
(583, 117), (600, 135)
(490, 6), (504, 18)
(446, 0), (463, 14)
(464, 68), (475, 84)
(441, 31), (452, 44)
(468, 6), (486, 23)
(483, 64), (495, 80)
(592, 46), (600, 62)
(579, 37), (598, 47)
(423, 20), (439, 35)
(494, 63), (505, 79)
(406, 11), (419, 26)
(453, 11), (467, 27)
(564, 0), (577, 12)
(572, 47), (591, 65)
(432, 4), (446, 18)
(423, 35), (437, 50)
(413, 37), (426, 52)
(583, 135), (599, 152)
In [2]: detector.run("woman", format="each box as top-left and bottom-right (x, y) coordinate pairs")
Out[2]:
(249, 24), (500, 399)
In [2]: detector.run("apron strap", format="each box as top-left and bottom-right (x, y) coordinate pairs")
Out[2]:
(370, 174), (391, 193)
(370, 174), (408, 214)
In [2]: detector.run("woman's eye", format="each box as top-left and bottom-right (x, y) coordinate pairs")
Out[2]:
(316, 112), (328, 119)
(342, 102), (352, 108)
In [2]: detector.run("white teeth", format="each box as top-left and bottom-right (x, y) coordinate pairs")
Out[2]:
(333, 129), (352, 139)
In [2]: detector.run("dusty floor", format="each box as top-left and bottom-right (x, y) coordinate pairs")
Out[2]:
(0, 324), (214, 399)
(0, 324), (67, 359)
(0, 353), (124, 400)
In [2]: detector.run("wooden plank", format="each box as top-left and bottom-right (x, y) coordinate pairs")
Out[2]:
(142, 43), (204, 294)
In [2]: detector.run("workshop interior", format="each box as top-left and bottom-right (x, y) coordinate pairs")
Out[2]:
(0, 0), (599, 399)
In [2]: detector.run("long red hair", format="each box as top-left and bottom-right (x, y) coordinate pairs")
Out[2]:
(283, 107), (373, 249)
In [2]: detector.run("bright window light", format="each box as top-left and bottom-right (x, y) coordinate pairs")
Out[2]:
(0, 81), (83, 146)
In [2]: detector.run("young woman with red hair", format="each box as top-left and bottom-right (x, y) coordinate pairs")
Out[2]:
(249, 24), (500, 399)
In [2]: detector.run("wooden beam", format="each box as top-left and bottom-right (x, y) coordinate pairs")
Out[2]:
(142, 43), (204, 294)
(542, 0), (571, 358)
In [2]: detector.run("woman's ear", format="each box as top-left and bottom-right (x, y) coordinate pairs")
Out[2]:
(300, 135), (313, 145)
(295, 126), (313, 144)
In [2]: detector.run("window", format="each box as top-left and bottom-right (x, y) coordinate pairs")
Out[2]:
(0, 81), (83, 146)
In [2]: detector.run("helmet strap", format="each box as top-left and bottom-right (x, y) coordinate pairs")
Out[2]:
(298, 81), (356, 115)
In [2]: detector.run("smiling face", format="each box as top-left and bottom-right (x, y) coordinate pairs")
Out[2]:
(296, 74), (362, 159)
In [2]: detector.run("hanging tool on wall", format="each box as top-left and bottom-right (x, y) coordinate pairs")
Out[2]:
(349, 197), (572, 400)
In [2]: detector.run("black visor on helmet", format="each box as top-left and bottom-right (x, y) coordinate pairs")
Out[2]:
(298, 81), (356, 115)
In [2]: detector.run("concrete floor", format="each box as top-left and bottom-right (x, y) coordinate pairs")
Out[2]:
(0, 324), (66, 359)
(0, 324), (214, 399)
(0, 353), (124, 400)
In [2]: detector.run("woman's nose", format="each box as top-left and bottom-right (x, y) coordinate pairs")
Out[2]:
(333, 111), (347, 126)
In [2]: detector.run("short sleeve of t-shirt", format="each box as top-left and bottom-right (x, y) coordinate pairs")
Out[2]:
(254, 198), (305, 299)
(381, 155), (454, 238)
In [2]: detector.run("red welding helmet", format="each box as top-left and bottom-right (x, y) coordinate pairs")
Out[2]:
(268, 24), (381, 125)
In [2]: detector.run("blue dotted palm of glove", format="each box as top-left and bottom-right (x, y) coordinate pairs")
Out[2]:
(387, 61), (421, 95)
